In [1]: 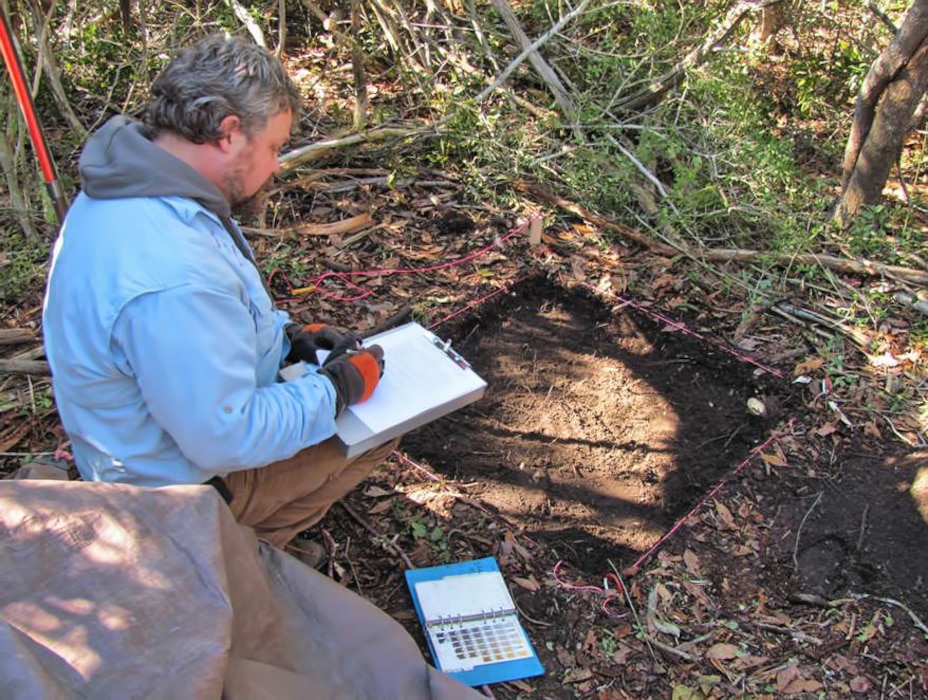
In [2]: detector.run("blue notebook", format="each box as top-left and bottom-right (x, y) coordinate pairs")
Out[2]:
(405, 557), (545, 687)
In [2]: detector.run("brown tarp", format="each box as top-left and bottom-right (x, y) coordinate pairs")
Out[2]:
(0, 479), (483, 699)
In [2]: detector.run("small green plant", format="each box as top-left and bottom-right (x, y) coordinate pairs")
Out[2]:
(599, 629), (618, 655)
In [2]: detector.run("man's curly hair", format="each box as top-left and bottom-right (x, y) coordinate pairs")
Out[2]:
(146, 34), (301, 143)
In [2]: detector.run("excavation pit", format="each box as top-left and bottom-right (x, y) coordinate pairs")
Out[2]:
(401, 276), (776, 571)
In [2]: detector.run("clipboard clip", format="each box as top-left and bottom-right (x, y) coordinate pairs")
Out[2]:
(432, 336), (471, 370)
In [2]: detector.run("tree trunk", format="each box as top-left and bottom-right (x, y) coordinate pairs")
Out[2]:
(836, 0), (928, 226)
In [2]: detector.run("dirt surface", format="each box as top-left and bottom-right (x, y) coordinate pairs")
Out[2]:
(307, 275), (928, 698)
(402, 276), (774, 571)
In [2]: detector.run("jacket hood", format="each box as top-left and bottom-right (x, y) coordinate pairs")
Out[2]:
(79, 115), (231, 218)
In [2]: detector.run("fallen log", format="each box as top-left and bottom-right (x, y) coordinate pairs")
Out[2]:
(0, 328), (35, 345)
(0, 359), (50, 376)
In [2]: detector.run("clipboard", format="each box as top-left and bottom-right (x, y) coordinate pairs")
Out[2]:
(327, 322), (487, 456)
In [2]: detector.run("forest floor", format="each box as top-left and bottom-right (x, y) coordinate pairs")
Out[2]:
(3, 179), (926, 699)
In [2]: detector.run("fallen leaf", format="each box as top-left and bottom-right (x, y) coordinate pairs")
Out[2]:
(671, 685), (704, 700)
(850, 676), (873, 693)
(555, 644), (573, 666)
(759, 452), (788, 467)
(565, 668), (594, 683)
(715, 501), (737, 530)
(782, 678), (823, 694)
(776, 665), (800, 691)
(816, 422), (838, 437)
(697, 675), (722, 694)
(731, 654), (769, 671)
(363, 485), (393, 498)
(683, 549), (701, 575)
(367, 499), (393, 515)
(655, 581), (673, 605)
(776, 665), (823, 694)
(682, 580), (711, 605)
(794, 357), (825, 375)
(705, 643), (740, 660)
(613, 643), (633, 665)
(503, 530), (532, 561)
(511, 576), (540, 591)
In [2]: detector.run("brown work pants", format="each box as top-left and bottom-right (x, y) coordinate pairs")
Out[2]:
(224, 437), (398, 548)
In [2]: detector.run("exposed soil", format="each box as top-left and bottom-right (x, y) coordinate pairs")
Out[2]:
(402, 276), (776, 572)
(310, 276), (928, 697)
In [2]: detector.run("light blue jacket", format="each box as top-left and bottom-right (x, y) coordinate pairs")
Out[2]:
(42, 117), (338, 486)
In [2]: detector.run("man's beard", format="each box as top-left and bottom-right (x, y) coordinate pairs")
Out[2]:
(230, 187), (269, 219)
(222, 163), (269, 218)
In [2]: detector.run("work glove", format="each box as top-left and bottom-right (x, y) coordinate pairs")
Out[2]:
(286, 323), (361, 366)
(318, 345), (385, 416)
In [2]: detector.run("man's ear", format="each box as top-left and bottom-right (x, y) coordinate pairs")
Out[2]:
(217, 115), (242, 153)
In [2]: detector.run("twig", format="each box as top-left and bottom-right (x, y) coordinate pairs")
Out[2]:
(227, 0), (266, 46)
(856, 503), (870, 552)
(774, 301), (870, 349)
(868, 4), (899, 38)
(512, 600), (554, 627)
(487, 0), (578, 123)
(769, 304), (837, 343)
(751, 621), (823, 646)
(877, 413), (924, 448)
(851, 594), (928, 636)
(792, 491), (823, 571)
(280, 127), (425, 170)
(647, 635), (698, 661)
(476, 0), (592, 119)
(613, 0), (776, 112)
(336, 499), (414, 569)
(608, 564), (659, 664)
(241, 212), (374, 239)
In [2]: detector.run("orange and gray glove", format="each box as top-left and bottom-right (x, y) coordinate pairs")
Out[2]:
(286, 323), (361, 366)
(318, 345), (385, 416)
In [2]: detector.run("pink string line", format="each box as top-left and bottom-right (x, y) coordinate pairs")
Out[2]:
(273, 220), (531, 304)
(551, 561), (626, 615)
(580, 282), (784, 379)
(627, 425), (786, 572)
(307, 238), (789, 604)
(427, 274), (532, 331)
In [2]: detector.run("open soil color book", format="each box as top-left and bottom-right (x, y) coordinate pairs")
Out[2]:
(405, 557), (544, 686)
(283, 322), (487, 457)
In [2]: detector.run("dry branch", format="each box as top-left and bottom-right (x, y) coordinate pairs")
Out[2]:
(516, 180), (678, 255)
(0, 93), (39, 241)
(0, 329), (35, 345)
(31, 1), (87, 139)
(242, 212), (374, 239)
(519, 180), (928, 286)
(279, 127), (424, 170)
(489, 0), (576, 122)
(227, 0), (266, 46)
(612, 0), (774, 113)
(704, 249), (928, 286)
(476, 0), (592, 121)
(0, 359), (50, 376)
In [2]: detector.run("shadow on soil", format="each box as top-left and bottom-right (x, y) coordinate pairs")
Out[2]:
(401, 275), (783, 575)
